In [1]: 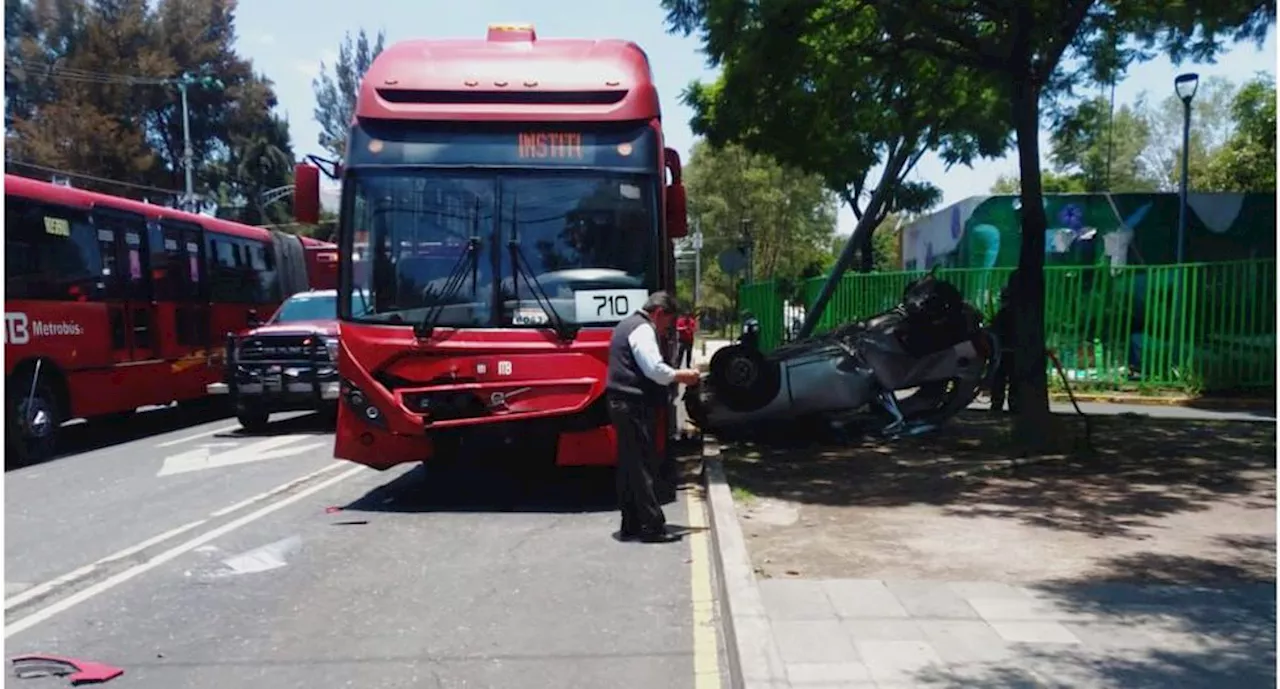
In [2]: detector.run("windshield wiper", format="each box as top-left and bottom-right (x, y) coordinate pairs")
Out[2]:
(507, 193), (578, 342)
(415, 200), (483, 338)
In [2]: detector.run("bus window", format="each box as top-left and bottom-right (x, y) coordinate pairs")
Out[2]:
(92, 210), (152, 303)
(5, 198), (104, 301)
(249, 242), (279, 303)
(208, 236), (242, 303)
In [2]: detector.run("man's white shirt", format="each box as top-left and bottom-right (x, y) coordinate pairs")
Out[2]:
(627, 320), (677, 386)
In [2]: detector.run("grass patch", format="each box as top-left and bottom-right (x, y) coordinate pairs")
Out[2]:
(731, 485), (757, 505)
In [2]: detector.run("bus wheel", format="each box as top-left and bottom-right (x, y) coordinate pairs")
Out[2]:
(8, 378), (62, 467)
(236, 408), (271, 433)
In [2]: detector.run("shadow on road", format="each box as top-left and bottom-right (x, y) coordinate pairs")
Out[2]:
(911, 549), (1277, 688)
(721, 410), (1275, 540)
(9, 401), (234, 471)
(341, 452), (705, 516)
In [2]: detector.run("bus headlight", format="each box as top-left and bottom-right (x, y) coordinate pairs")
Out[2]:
(341, 380), (386, 428)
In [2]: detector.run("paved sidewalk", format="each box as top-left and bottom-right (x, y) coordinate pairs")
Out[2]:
(754, 576), (1274, 688)
(702, 456), (1276, 689)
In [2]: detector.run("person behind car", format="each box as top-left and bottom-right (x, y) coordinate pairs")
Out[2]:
(675, 312), (696, 367)
(740, 310), (761, 351)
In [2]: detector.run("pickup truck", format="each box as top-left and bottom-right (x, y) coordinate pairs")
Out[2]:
(208, 289), (342, 431)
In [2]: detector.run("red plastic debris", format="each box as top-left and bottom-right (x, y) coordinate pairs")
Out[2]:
(324, 506), (343, 513)
(10, 654), (124, 685)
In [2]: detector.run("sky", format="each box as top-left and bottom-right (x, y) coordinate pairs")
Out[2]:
(230, 0), (1277, 234)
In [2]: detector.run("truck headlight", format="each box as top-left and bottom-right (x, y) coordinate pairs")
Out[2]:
(324, 337), (339, 361)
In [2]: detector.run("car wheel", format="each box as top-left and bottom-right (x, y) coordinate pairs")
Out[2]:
(236, 407), (271, 432)
(709, 344), (781, 413)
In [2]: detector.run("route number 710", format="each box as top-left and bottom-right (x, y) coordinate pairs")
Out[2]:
(593, 294), (630, 317)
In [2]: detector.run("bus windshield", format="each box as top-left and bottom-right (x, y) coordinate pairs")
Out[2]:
(342, 169), (659, 328)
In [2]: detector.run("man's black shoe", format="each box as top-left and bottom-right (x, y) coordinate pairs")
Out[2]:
(614, 524), (681, 543)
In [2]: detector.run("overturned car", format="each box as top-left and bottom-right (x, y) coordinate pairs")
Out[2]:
(685, 276), (999, 441)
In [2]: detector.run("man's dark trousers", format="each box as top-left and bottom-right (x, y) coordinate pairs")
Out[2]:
(608, 394), (665, 532)
(677, 340), (693, 367)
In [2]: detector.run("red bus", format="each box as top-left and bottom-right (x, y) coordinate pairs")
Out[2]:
(292, 23), (689, 471)
(5, 174), (339, 463)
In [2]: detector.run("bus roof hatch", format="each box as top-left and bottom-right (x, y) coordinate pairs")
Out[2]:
(487, 23), (536, 42)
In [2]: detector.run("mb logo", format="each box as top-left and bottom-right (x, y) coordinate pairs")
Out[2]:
(5, 312), (30, 345)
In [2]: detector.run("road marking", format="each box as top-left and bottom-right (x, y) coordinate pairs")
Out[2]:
(209, 462), (347, 517)
(685, 480), (723, 689)
(156, 425), (240, 448)
(5, 519), (208, 612)
(157, 435), (329, 477)
(6, 464), (366, 638)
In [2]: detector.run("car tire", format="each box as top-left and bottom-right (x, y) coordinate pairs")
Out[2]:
(236, 407), (271, 432)
(708, 344), (781, 413)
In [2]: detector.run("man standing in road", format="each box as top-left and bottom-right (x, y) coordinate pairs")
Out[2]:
(607, 291), (701, 543)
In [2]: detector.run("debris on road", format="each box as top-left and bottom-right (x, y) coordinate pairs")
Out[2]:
(11, 654), (124, 685)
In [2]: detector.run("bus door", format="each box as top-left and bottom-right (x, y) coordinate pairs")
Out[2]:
(153, 220), (210, 362)
(92, 210), (158, 378)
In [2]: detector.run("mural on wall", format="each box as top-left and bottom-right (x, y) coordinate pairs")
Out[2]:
(901, 192), (1277, 271)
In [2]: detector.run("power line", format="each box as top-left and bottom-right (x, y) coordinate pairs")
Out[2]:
(6, 58), (172, 86)
(5, 160), (183, 196)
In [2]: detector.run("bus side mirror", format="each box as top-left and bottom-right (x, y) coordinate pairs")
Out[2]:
(294, 163), (321, 225)
(663, 147), (689, 239)
(666, 183), (688, 238)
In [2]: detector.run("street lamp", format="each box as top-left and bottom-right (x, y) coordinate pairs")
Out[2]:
(174, 72), (226, 210)
(1174, 72), (1199, 264)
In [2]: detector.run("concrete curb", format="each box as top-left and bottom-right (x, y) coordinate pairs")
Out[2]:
(701, 440), (789, 689)
(1049, 392), (1274, 410)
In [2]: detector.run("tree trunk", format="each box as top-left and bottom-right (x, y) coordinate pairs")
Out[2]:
(858, 232), (875, 272)
(1010, 75), (1053, 451)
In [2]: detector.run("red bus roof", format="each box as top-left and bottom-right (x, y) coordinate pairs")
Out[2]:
(5, 174), (335, 248)
(356, 24), (660, 123)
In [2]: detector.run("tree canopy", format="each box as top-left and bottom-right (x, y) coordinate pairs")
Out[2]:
(4, 0), (293, 216)
(663, 0), (1273, 449)
(312, 28), (385, 160)
(1200, 75), (1277, 192)
(679, 141), (839, 313)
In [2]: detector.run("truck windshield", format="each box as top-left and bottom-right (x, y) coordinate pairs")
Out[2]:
(341, 169), (658, 328)
(271, 293), (338, 323)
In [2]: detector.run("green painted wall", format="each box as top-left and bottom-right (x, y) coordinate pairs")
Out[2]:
(901, 192), (1276, 270)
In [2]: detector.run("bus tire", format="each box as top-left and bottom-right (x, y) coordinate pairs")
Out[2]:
(236, 408), (271, 433)
(8, 376), (62, 467)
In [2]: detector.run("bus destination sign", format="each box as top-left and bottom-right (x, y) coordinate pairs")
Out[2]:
(517, 132), (585, 160)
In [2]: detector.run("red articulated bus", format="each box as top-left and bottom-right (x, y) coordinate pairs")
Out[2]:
(291, 23), (690, 471)
(4, 174), (339, 463)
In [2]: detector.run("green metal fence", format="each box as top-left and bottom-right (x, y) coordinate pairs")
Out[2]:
(737, 259), (1276, 393)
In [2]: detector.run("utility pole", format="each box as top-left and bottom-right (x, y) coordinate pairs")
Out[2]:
(692, 220), (703, 311)
(173, 72), (225, 211)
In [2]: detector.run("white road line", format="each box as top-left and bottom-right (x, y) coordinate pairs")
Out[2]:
(155, 425), (241, 448)
(209, 462), (347, 517)
(6, 464), (367, 639)
(4, 519), (208, 611)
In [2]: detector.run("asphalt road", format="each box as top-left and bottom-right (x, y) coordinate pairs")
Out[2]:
(6, 409), (723, 689)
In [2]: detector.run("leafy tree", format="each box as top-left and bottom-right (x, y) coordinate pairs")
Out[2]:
(849, 0), (1271, 448)
(1201, 75), (1277, 192)
(1050, 96), (1159, 191)
(991, 171), (1090, 194)
(669, 0), (1273, 449)
(312, 28), (385, 160)
(1136, 75), (1238, 191)
(683, 140), (839, 315)
(5, 0), (294, 214)
(661, 0), (1009, 338)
